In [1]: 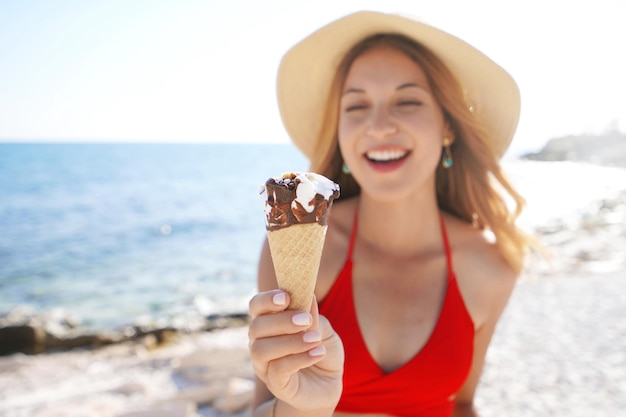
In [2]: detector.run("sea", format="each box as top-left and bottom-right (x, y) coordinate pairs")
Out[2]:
(1, 143), (625, 332)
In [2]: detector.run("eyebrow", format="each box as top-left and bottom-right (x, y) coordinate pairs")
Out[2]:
(342, 82), (428, 96)
(342, 87), (365, 96)
(397, 82), (428, 92)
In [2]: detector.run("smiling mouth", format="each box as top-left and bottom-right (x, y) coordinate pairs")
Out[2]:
(365, 149), (410, 163)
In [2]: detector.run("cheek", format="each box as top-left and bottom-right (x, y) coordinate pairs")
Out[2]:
(337, 116), (354, 141)
(337, 119), (356, 152)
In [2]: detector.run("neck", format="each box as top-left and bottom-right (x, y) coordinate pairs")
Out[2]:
(356, 192), (443, 258)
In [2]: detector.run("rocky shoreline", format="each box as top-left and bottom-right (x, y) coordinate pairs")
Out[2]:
(0, 326), (255, 417)
(0, 310), (250, 356)
(522, 129), (626, 167)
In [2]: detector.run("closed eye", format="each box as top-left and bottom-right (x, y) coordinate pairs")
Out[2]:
(398, 100), (422, 107)
(345, 104), (368, 112)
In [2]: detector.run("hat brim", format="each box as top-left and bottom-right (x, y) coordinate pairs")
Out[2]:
(277, 11), (520, 159)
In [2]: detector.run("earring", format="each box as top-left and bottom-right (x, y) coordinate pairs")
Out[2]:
(442, 138), (453, 169)
(471, 212), (479, 228)
(342, 163), (351, 174)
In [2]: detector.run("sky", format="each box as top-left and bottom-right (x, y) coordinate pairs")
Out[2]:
(0, 0), (625, 157)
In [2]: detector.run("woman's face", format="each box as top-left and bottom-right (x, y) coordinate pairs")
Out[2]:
(338, 46), (449, 202)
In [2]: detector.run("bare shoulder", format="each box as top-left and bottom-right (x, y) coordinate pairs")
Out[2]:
(443, 213), (518, 328)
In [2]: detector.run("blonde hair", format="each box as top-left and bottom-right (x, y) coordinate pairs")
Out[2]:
(310, 34), (531, 272)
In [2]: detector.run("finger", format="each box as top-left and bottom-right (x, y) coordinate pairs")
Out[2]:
(249, 309), (314, 341)
(250, 328), (323, 383)
(249, 290), (290, 318)
(267, 348), (326, 389)
(312, 314), (344, 375)
(250, 330), (322, 371)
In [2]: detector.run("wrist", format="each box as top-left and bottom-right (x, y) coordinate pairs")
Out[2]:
(273, 398), (335, 417)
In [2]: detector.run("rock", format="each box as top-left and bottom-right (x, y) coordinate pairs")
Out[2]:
(45, 332), (112, 352)
(116, 400), (196, 417)
(212, 377), (254, 414)
(107, 382), (147, 396)
(522, 130), (626, 167)
(173, 382), (226, 405)
(204, 313), (250, 331)
(31, 403), (117, 417)
(0, 324), (46, 355)
(174, 346), (252, 382)
(0, 309), (252, 355)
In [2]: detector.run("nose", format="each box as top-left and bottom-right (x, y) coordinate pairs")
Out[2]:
(366, 106), (397, 139)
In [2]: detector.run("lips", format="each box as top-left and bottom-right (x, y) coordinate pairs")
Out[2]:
(364, 148), (410, 172)
(365, 149), (409, 162)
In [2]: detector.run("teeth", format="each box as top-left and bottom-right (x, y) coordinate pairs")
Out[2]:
(366, 149), (408, 162)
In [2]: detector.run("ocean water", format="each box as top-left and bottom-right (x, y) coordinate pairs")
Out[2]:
(1, 143), (625, 332)
(0, 143), (308, 331)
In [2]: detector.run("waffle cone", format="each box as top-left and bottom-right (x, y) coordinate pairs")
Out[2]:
(267, 222), (328, 311)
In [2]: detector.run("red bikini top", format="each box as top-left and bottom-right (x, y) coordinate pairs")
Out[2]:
(319, 213), (475, 417)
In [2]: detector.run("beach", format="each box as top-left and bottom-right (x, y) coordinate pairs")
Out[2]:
(2, 266), (626, 416)
(1, 145), (626, 416)
(477, 271), (626, 416)
(2, 188), (626, 417)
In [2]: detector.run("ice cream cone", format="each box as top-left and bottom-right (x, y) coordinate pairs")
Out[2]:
(267, 222), (327, 311)
(261, 172), (339, 311)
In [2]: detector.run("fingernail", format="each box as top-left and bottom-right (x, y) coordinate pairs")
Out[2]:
(272, 292), (286, 306)
(303, 330), (321, 343)
(309, 345), (326, 357)
(292, 312), (311, 326)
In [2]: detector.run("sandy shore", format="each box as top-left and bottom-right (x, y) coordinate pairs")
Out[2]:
(477, 270), (626, 416)
(0, 326), (253, 417)
(2, 267), (625, 417)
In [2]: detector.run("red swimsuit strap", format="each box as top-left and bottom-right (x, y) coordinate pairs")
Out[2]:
(346, 209), (359, 263)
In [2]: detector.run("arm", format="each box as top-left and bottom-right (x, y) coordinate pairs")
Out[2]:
(453, 248), (518, 417)
(249, 239), (344, 417)
(452, 403), (478, 417)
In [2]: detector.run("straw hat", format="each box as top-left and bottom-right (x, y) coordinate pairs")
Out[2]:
(277, 11), (520, 159)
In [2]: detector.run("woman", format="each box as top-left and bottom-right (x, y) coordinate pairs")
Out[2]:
(248, 11), (531, 417)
